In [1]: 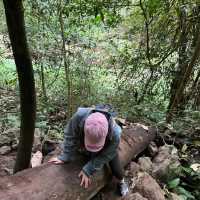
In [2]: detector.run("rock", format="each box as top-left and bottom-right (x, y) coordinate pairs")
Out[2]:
(168, 193), (182, 200)
(0, 152), (16, 177)
(0, 128), (19, 147)
(152, 145), (180, 181)
(152, 159), (171, 181)
(0, 168), (10, 177)
(153, 145), (178, 163)
(0, 135), (12, 146)
(133, 172), (165, 200)
(11, 141), (18, 150)
(0, 128), (42, 152)
(126, 162), (141, 177)
(0, 146), (11, 155)
(190, 163), (200, 172)
(138, 157), (153, 173)
(148, 141), (158, 157)
(125, 192), (148, 200)
(3, 167), (13, 176)
(125, 162), (142, 191)
(31, 151), (43, 167)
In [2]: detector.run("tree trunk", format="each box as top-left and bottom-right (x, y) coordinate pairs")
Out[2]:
(58, 0), (73, 118)
(183, 69), (200, 108)
(138, 0), (154, 104)
(3, 0), (36, 173)
(0, 125), (156, 200)
(40, 63), (47, 102)
(167, 5), (188, 121)
(177, 6), (200, 109)
(167, 27), (200, 122)
(193, 81), (200, 110)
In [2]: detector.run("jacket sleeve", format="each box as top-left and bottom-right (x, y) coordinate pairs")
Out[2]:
(82, 124), (122, 177)
(58, 112), (80, 162)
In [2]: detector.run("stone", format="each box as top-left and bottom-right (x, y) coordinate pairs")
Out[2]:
(153, 145), (178, 163)
(138, 157), (153, 173)
(0, 146), (11, 155)
(11, 141), (18, 150)
(133, 172), (165, 200)
(152, 159), (171, 181)
(126, 162), (141, 177)
(0, 136), (11, 146)
(0, 128), (42, 152)
(0, 128), (19, 147)
(168, 193), (182, 200)
(0, 152), (16, 177)
(125, 192), (148, 200)
(152, 144), (180, 180)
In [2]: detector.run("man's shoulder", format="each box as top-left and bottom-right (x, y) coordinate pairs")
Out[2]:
(73, 107), (93, 122)
(112, 122), (122, 139)
(76, 107), (92, 116)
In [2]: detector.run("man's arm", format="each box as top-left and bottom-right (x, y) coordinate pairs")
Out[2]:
(58, 112), (80, 162)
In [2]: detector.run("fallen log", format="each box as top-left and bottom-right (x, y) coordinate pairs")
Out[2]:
(0, 124), (156, 200)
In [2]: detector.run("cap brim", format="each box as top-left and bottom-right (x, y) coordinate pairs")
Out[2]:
(84, 136), (105, 152)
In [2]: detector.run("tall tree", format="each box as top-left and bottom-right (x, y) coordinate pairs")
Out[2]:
(58, 0), (73, 119)
(167, 5), (200, 122)
(3, 0), (36, 173)
(167, 5), (189, 121)
(167, 24), (200, 122)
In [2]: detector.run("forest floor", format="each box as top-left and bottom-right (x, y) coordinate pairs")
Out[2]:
(0, 88), (199, 200)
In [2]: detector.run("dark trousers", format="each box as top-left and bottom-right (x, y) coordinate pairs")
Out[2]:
(109, 153), (124, 180)
(87, 152), (124, 180)
(87, 151), (124, 180)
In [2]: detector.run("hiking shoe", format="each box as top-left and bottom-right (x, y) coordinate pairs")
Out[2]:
(118, 179), (129, 196)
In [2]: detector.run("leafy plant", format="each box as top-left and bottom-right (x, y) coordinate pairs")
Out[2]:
(166, 165), (200, 200)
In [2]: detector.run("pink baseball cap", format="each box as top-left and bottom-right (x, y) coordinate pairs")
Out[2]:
(84, 112), (108, 152)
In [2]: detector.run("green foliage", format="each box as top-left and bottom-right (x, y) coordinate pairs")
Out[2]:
(167, 178), (180, 189)
(166, 165), (200, 200)
(175, 186), (195, 200)
(1, 0), (199, 121)
(0, 59), (17, 88)
(2, 114), (20, 128)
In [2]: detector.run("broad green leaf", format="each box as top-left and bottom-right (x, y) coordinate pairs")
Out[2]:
(175, 187), (195, 199)
(167, 178), (180, 189)
(35, 121), (47, 128)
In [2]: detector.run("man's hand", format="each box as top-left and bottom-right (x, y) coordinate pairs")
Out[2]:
(48, 157), (64, 164)
(78, 170), (91, 189)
